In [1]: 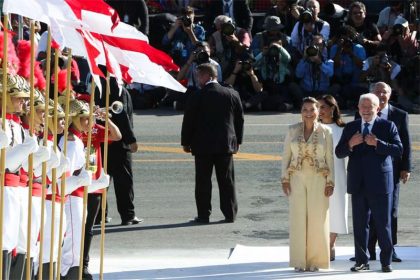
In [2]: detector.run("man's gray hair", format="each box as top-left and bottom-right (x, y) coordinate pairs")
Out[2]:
(196, 63), (218, 78)
(373, 81), (392, 95)
(359, 93), (380, 107)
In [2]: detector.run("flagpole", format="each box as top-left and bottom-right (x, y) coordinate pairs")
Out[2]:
(99, 72), (110, 280)
(0, 14), (9, 280)
(78, 77), (95, 280)
(49, 47), (60, 280)
(37, 26), (52, 280)
(25, 20), (36, 280)
(56, 49), (72, 280)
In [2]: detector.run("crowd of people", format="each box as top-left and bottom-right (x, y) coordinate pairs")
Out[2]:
(115, 0), (419, 114)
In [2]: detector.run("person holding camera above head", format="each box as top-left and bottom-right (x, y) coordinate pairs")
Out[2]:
(250, 16), (290, 57)
(290, 0), (330, 63)
(208, 15), (251, 80)
(253, 41), (294, 111)
(329, 26), (366, 108)
(361, 45), (402, 94)
(267, 0), (304, 36)
(381, 16), (419, 66)
(345, 1), (382, 57)
(377, 0), (405, 35)
(174, 41), (223, 110)
(225, 53), (264, 111)
(162, 6), (206, 66)
(289, 34), (334, 100)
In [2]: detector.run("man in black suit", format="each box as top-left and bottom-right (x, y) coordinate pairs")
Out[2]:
(204, 0), (253, 33)
(359, 82), (411, 262)
(181, 63), (244, 223)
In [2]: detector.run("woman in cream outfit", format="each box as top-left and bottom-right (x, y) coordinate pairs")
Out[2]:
(318, 95), (348, 261)
(281, 97), (335, 272)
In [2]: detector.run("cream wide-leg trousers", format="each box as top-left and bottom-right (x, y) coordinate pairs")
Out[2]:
(289, 161), (330, 269)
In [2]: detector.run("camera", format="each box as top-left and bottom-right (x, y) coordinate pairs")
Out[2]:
(305, 45), (319, 57)
(300, 10), (314, 24)
(267, 45), (281, 58)
(239, 61), (252, 71)
(379, 53), (390, 66)
(392, 23), (404, 36)
(221, 22), (236, 36)
(180, 15), (192, 27)
(194, 50), (210, 65)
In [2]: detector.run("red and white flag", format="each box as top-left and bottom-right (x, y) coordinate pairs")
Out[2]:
(3, 0), (185, 92)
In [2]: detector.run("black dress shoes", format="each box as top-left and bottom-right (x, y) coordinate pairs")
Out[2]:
(382, 265), (393, 272)
(191, 217), (209, 224)
(349, 255), (376, 261)
(121, 216), (144, 226)
(392, 252), (402, 262)
(350, 263), (370, 272)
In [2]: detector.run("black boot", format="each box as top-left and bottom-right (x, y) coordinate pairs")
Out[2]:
(2, 250), (12, 280)
(82, 234), (93, 280)
(64, 266), (80, 280)
(10, 253), (27, 280)
(36, 262), (57, 280)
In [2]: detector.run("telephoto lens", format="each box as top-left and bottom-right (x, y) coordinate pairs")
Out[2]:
(221, 22), (236, 36)
(305, 45), (319, 57)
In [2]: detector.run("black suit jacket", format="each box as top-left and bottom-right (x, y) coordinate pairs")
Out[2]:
(181, 82), (244, 155)
(205, 0), (253, 31)
(355, 104), (411, 182)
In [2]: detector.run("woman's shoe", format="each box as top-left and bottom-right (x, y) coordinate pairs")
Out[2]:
(308, 266), (319, 272)
(330, 246), (336, 261)
(294, 267), (305, 272)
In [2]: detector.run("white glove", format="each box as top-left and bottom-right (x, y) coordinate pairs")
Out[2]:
(48, 152), (69, 180)
(22, 146), (51, 172)
(5, 134), (39, 171)
(35, 147), (60, 177)
(0, 129), (10, 149)
(88, 170), (110, 193)
(61, 168), (92, 196)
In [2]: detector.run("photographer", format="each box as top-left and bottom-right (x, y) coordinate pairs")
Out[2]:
(290, 0), (330, 62)
(377, 0), (404, 35)
(361, 45), (401, 89)
(267, 0), (304, 36)
(208, 15), (250, 80)
(250, 16), (290, 57)
(289, 34), (334, 99)
(346, 1), (382, 56)
(177, 42), (223, 89)
(330, 26), (366, 107)
(254, 41), (294, 111)
(381, 16), (419, 65)
(225, 53), (264, 111)
(162, 6), (206, 66)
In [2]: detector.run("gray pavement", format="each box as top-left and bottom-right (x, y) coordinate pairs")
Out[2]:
(90, 109), (420, 279)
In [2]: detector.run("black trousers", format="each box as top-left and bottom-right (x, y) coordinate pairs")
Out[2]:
(194, 154), (238, 220)
(108, 148), (136, 221)
(84, 193), (102, 267)
(368, 182), (400, 254)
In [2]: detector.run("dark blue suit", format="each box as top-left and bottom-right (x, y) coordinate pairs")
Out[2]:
(356, 105), (412, 254)
(336, 117), (403, 266)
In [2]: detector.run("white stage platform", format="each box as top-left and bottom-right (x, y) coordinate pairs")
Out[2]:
(90, 245), (420, 279)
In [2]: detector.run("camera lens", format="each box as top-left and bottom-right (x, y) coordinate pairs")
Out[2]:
(181, 16), (192, 27)
(300, 10), (313, 24)
(392, 24), (403, 36)
(268, 46), (280, 57)
(221, 22), (235, 36)
(241, 61), (252, 71)
(305, 45), (318, 57)
(194, 50), (210, 65)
